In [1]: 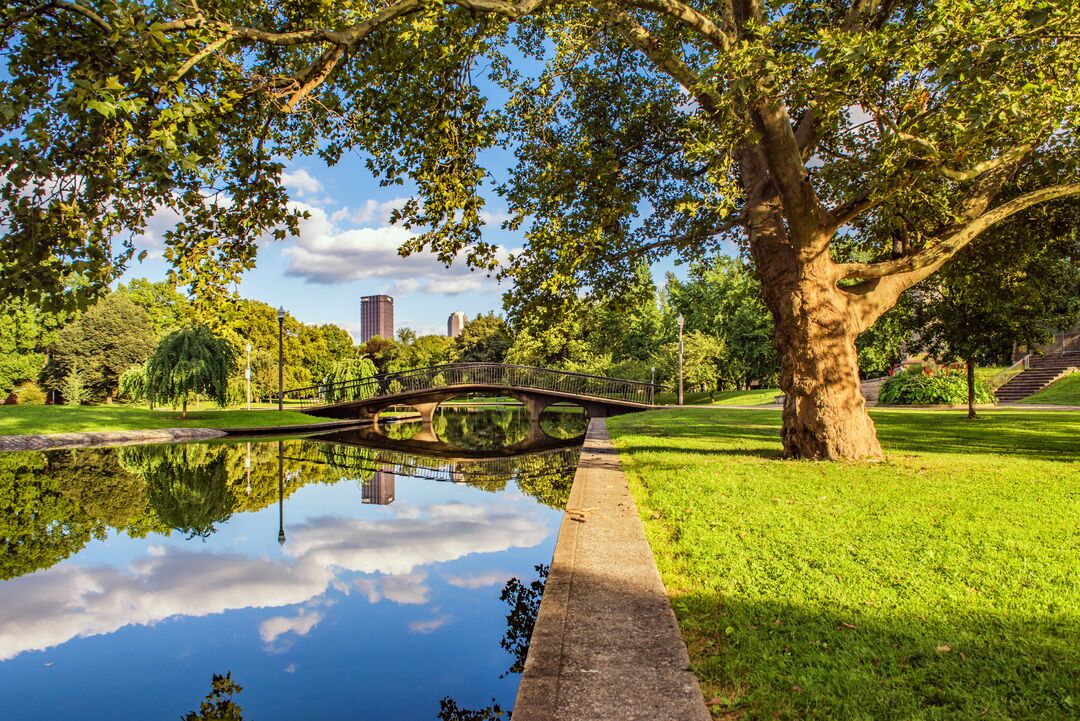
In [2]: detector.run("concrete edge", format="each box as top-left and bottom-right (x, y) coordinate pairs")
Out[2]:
(0, 427), (228, 452)
(513, 417), (711, 721)
(0, 418), (377, 451)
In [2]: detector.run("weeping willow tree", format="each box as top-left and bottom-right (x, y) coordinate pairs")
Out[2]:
(146, 326), (236, 417)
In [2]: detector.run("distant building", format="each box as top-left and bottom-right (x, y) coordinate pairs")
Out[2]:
(447, 311), (468, 338)
(360, 295), (394, 342)
(362, 470), (396, 505)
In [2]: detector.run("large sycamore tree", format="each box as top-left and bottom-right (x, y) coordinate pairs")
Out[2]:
(2, 0), (1078, 459)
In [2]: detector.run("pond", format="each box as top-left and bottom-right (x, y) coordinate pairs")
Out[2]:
(0, 406), (586, 720)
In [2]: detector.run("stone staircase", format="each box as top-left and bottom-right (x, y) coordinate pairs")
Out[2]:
(994, 351), (1080, 402)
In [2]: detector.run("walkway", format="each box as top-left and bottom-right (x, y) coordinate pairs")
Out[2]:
(514, 418), (709, 721)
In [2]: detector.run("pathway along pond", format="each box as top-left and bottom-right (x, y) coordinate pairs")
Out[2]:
(0, 405), (588, 720)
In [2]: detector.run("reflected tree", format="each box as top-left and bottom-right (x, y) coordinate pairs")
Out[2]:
(500, 564), (549, 677)
(437, 564), (549, 719)
(436, 698), (509, 721)
(0, 451), (104, 580)
(137, 445), (238, 539)
(182, 673), (244, 721)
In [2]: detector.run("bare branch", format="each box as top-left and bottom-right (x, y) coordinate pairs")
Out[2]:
(165, 34), (232, 85)
(282, 44), (344, 112)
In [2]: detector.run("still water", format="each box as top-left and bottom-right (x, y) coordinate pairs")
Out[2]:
(0, 406), (586, 720)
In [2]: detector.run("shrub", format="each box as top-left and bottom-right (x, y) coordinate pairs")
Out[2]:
(878, 366), (995, 406)
(14, 381), (46, 405)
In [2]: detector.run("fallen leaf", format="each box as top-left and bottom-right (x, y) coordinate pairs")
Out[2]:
(840, 622), (857, 629)
(936, 644), (952, 653)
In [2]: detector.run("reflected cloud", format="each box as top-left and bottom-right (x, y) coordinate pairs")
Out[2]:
(444, 571), (513, 590)
(354, 572), (430, 605)
(0, 504), (550, 660)
(408, 613), (452, 635)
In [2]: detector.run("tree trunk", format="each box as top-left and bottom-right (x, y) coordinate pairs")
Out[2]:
(966, 355), (976, 419)
(182, 397), (187, 419)
(753, 243), (883, 460)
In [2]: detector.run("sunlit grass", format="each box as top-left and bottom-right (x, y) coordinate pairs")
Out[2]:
(608, 408), (1080, 720)
(655, 388), (781, 406)
(1016, 371), (1080, 406)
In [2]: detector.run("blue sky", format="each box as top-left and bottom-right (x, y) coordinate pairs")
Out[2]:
(123, 155), (521, 339)
(124, 153), (689, 340)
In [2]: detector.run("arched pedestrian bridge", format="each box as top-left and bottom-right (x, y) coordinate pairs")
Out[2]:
(283, 363), (657, 426)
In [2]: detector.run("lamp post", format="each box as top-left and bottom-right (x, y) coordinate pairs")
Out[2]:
(245, 343), (252, 411)
(277, 440), (286, 546)
(277, 306), (286, 411)
(677, 313), (685, 406)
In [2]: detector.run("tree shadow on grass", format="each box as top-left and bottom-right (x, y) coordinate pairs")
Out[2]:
(613, 408), (1080, 463)
(671, 590), (1079, 721)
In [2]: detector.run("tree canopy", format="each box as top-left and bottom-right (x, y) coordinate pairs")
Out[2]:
(44, 292), (156, 401)
(3, 0), (1078, 458)
(145, 325), (237, 416)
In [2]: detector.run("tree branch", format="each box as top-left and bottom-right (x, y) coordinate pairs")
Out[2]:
(614, 11), (725, 118)
(841, 182), (1080, 330)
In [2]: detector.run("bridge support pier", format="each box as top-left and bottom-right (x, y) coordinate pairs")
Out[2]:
(412, 402), (441, 443)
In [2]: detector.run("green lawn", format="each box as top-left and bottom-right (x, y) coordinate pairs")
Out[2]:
(608, 408), (1080, 720)
(655, 388), (782, 406)
(1016, 371), (1080, 406)
(0, 404), (326, 435)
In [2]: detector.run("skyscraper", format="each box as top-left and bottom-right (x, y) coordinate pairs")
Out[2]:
(360, 295), (394, 342)
(447, 311), (468, 338)
(362, 470), (396, 505)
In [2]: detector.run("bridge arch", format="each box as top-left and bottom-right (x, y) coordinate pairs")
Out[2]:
(282, 363), (657, 421)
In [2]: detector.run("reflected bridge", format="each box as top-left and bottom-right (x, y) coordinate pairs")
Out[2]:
(288, 433), (583, 491)
(282, 363), (657, 428)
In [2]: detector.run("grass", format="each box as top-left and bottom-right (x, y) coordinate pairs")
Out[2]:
(0, 404), (326, 435)
(607, 408), (1080, 720)
(655, 388), (781, 406)
(1016, 371), (1080, 406)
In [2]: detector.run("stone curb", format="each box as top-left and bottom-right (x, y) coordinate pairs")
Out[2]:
(0, 428), (228, 452)
(514, 418), (710, 721)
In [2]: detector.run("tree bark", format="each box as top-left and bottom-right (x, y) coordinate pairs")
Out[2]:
(751, 231), (883, 460)
(966, 355), (976, 419)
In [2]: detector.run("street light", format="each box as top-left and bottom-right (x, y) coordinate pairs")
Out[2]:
(277, 440), (286, 546)
(245, 343), (252, 411)
(677, 313), (685, 406)
(277, 306), (286, 411)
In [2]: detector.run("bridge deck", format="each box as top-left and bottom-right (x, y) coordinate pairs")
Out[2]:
(283, 363), (657, 415)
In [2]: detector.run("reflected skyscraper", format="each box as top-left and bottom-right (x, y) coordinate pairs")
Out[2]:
(362, 470), (396, 505)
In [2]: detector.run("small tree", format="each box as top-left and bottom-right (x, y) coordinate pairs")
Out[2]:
(146, 327), (236, 418)
(63, 365), (87, 405)
(118, 363), (149, 405)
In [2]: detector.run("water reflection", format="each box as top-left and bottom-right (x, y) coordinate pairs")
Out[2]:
(379, 404), (587, 450)
(0, 414), (577, 720)
(182, 563), (550, 721)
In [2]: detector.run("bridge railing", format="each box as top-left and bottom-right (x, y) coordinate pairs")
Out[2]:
(281, 362), (657, 410)
(284, 440), (582, 485)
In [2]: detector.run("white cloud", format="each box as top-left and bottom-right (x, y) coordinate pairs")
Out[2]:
(444, 571), (512, 589)
(0, 503), (551, 660)
(259, 609), (323, 644)
(281, 202), (509, 295)
(282, 169), (323, 198)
